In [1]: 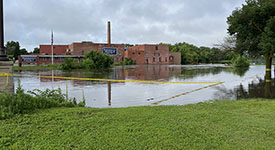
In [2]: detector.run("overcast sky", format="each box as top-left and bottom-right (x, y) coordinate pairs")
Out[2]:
(4, 0), (245, 52)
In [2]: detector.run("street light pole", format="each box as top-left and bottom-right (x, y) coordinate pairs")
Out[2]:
(0, 0), (8, 61)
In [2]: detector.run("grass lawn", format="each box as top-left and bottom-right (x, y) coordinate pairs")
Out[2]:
(13, 65), (61, 71)
(1, 100), (275, 149)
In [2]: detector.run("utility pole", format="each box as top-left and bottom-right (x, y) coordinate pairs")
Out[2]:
(0, 0), (13, 93)
(51, 30), (53, 65)
(0, 0), (8, 61)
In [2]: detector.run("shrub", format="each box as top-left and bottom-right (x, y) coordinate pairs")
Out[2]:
(61, 58), (82, 70)
(84, 51), (113, 69)
(61, 51), (113, 70)
(0, 81), (85, 120)
(232, 55), (250, 68)
(124, 58), (134, 65)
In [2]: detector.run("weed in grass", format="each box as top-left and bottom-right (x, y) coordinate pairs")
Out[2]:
(0, 80), (85, 120)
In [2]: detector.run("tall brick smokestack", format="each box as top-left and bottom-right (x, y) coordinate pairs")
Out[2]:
(108, 21), (111, 45)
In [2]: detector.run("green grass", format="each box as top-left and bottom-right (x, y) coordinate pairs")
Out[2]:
(13, 64), (61, 71)
(1, 99), (275, 149)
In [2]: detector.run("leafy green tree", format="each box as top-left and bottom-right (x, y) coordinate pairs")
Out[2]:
(32, 47), (40, 54)
(227, 0), (275, 74)
(6, 41), (20, 59)
(124, 58), (134, 65)
(5, 41), (29, 60)
(84, 51), (113, 69)
(232, 55), (250, 68)
(61, 58), (80, 70)
(20, 48), (28, 55)
(169, 42), (229, 64)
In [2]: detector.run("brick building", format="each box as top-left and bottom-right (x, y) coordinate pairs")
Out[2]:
(69, 42), (125, 63)
(125, 44), (181, 65)
(18, 55), (84, 66)
(40, 45), (69, 55)
(20, 21), (181, 66)
(169, 52), (181, 65)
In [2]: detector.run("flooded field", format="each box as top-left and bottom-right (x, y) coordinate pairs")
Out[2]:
(13, 65), (274, 108)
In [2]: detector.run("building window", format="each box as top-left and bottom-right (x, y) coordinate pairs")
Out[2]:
(138, 52), (141, 55)
(153, 58), (155, 62)
(132, 52), (135, 55)
(156, 46), (158, 50)
(165, 57), (167, 62)
(158, 53), (160, 56)
(159, 57), (161, 62)
(146, 58), (149, 64)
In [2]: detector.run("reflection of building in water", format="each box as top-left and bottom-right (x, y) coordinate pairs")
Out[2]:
(35, 65), (181, 85)
(124, 65), (181, 81)
(38, 68), (126, 86)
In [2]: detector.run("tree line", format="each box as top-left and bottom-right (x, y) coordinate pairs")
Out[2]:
(5, 41), (39, 60)
(164, 42), (236, 65)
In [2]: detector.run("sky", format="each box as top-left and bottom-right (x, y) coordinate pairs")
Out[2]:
(4, 0), (245, 52)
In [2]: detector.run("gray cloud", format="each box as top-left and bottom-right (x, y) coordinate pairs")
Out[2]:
(4, 0), (245, 51)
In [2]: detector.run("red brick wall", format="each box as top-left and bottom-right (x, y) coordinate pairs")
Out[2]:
(170, 52), (182, 65)
(126, 45), (170, 65)
(70, 43), (125, 63)
(40, 45), (69, 55)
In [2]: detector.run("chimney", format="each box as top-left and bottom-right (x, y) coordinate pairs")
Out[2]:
(107, 21), (111, 45)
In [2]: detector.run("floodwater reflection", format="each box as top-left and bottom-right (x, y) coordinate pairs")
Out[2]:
(215, 76), (275, 100)
(14, 65), (270, 108)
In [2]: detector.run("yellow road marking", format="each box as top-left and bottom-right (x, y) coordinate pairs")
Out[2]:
(0, 72), (262, 105)
(266, 80), (271, 82)
(153, 73), (262, 105)
(0, 72), (221, 85)
(152, 82), (224, 105)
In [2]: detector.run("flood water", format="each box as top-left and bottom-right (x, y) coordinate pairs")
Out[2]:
(13, 65), (274, 108)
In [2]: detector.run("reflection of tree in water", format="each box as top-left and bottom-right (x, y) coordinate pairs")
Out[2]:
(32, 65), (250, 86)
(215, 77), (275, 100)
(177, 66), (249, 79)
(63, 68), (114, 79)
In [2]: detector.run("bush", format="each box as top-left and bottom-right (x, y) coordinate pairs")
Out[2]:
(124, 58), (134, 65)
(0, 81), (85, 120)
(61, 51), (113, 70)
(84, 51), (113, 69)
(61, 58), (82, 70)
(232, 55), (250, 68)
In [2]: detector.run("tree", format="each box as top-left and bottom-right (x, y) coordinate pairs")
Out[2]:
(227, 0), (275, 79)
(84, 51), (113, 69)
(217, 35), (237, 52)
(32, 47), (40, 54)
(5, 41), (28, 60)
(20, 48), (28, 55)
(6, 41), (20, 59)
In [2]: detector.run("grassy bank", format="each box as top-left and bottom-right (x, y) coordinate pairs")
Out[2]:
(1, 100), (275, 149)
(13, 65), (61, 71)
